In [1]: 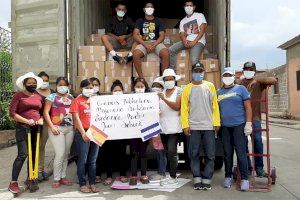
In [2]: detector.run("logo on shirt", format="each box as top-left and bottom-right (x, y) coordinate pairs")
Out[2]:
(183, 19), (199, 35)
(142, 22), (156, 41)
(218, 92), (237, 102)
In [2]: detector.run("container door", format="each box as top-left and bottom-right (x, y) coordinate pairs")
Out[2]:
(11, 0), (66, 86)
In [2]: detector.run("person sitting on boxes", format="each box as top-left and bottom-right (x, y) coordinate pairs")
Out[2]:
(169, 0), (207, 70)
(132, 1), (170, 78)
(101, 1), (135, 64)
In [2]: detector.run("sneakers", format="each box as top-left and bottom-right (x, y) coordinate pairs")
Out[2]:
(193, 182), (202, 190)
(38, 171), (49, 182)
(112, 54), (124, 64)
(160, 177), (178, 186)
(223, 177), (232, 188)
(256, 168), (268, 178)
(149, 174), (165, 182)
(241, 179), (250, 191)
(123, 53), (133, 64)
(8, 182), (21, 194)
(202, 183), (212, 190)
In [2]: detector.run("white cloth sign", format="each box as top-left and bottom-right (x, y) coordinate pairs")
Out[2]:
(90, 93), (161, 140)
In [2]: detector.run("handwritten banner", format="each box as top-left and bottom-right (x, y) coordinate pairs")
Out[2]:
(90, 93), (160, 140)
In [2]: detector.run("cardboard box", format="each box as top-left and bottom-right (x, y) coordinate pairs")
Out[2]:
(176, 59), (190, 73)
(141, 53), (160, 62)
(104, 76), (132, 93)
(205, 71), (221, 89)
(78, 46), (106, 62)
(105, 61), (132, 77)
(97, 29), (105, 35)
(75, 75), (105, 95)
(200, 58), (220, 72)
(176, 50), (190, 61)
(86, 34), (103, 46)
(78, 61), (105, 77)
(133, 61), (160, 77)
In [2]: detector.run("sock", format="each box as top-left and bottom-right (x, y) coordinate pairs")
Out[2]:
(128, 52), (133, 57)
(110, 50), (117, 57)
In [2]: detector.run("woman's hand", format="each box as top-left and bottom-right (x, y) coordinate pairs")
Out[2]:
(27, 119), (36, 126)
(82, 132), (90, 142)
(37, 118), (44, 126)
(51, 126), (60, 135)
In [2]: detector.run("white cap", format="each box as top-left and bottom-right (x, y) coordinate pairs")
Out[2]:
(158, 68), (181, 82)
(222, 67), (235, 76)
(16, 72), (43, 91)
(152, 77), (164, 87)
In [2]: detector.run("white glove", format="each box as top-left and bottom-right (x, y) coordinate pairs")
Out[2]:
(244, 122), (253, 136)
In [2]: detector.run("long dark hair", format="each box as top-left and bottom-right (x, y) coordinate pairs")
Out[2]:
(80, 79), (92, 88)
(56, 76), (69, 86)
(132, 77), (150, 93)
(111, 79), (124, 92)
(38, 71), (49, 79)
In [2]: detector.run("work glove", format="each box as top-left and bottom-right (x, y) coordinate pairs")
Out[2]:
(244, 122), (253, 136)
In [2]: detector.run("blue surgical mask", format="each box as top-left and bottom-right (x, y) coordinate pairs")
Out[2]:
(192, 73), (204, 82)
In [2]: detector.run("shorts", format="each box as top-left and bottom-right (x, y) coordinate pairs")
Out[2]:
(134, 41), (167, 56)
(109, 36), (134, 50)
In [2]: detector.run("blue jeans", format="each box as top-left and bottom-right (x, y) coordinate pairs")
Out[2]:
(75, 131), (99, 187)
(187, 130), (215, 184)
(157, 134), (178, 178)
(221, 124), (248, 180)
(247, 120), (264, 171)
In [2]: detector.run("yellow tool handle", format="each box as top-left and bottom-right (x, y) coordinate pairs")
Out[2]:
(27, 132), (33, 180)
(34, 132), (40, 179)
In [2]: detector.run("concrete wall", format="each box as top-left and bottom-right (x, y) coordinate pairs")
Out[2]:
(286, 43), (300, 116)
(260, 65), (288, 114)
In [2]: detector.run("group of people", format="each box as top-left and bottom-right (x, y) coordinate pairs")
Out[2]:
(102, 0), (207, 78)
(7, 0), (277, 195)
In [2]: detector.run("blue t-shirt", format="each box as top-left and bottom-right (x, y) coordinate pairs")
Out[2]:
(217, 85), (250, 127)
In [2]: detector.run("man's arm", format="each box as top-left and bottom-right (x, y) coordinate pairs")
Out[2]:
(133, 28), (146, 46)
(255, 77), (277, 86)
(152, 31), (165, 47)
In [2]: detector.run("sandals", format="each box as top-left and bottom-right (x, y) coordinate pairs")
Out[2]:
(79, 185), (91, 193)
(95, 176), (102, 184)
(140, 175), (150, 184)
(129, 176), (137, 186)
(120, 176), (128, 183)
(103, 178), (113, 185)
(90, 185), (99, 193)
(52, 181), (60, 189)
(59, 178), (73, 186)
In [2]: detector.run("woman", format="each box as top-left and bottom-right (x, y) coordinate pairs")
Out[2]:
(156, 69), (182, 186)
(43, 77), (74, 188)
(8, 72), (44, 194)
(90, 77), (101, 95)
(98, 80), (129, 185)
(36, 71), (52, 182)
(70, 79), (99, 193)
(129, 78), (151, 185)
(217, 67), (252, 191)
(151, 77), (164, 93)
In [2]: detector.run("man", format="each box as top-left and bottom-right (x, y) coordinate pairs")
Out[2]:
(133, 1), (169, 78)
(101, 2), (135, 64)
(169, 0), (207, 70)
(181, 62), (220, 190)
(240, 61), (277, 177)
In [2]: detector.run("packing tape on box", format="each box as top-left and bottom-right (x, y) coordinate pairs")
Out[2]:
(121, 70), (125, 77)
(112, 70), (115, 77)
(172, 29), (177, 35)
(89, 46), (94, 54)
(105, 77), (108, 84)
(91, 35), (95, 41)
(78, 54), (82, 61)
(84, 69), (88, 76)
(179, 63), (185, 68)
(82, 61), (86, 68)
(95, 62), (100, 69)
(111, 62), (115, 69)
(102, 56), (106, 61)
(180, 50), (186, 57)
(210, 64), (216, 69)
(90, 55), (94, 61)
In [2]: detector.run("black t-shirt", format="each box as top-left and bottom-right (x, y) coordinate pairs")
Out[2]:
(105, 16), (134, 36)
(135, 17), (165, 41)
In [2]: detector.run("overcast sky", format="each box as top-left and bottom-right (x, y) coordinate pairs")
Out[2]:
(1, 0), (300, 70)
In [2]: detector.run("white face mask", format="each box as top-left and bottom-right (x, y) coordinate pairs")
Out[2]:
(113, 91), (123, 95)
(135, 87), (145, 93)
(151, 87), (162, 93)
(164, 80), (175, 90)
(93, 86), (99, 94)
(222, 77), (235, 86)
(243, 71), (255, 79)
(184, 6), (194, 15)
(144, 7), (154, 15)
(82, 89), (94, 97)
(40, 82), (49, 90)
(57, 86), (68, 94)
(117, 10), (125, 17)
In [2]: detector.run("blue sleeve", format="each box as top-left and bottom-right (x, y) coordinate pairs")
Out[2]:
(46, 93), (55, 103)
(239, 85), (250, 100)
(134, 18), (143, 30)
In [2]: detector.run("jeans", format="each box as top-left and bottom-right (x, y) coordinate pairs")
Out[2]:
(130, 138), (148, 176)
(187, 130), (215, 184)
(157, 134), (178, 178)
(247, 120), (264, 171)
(221, 124), (248, 180)
(12, 124), (38, 181)
(75, 131), (99, 186)
(169, 41), (205, 69)
(48, 126), (74, 181)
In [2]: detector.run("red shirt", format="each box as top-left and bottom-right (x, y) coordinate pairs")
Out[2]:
(70, 94), (91, 129)
(9, 92), (43, 122)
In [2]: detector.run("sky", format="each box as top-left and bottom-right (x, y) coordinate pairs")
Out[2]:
(1, 0), (300, 70)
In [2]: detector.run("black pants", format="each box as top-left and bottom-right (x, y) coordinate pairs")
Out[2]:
(96, 140), (128, 178)
(12, 124), (38, 181)
(130, 138), (148, 176)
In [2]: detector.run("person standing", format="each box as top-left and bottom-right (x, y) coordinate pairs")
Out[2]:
(155, 69), (182, 186)
(133, 1), (169, 78)
(70, 79), (99, 193)
(43, 77), (74, 188)
(181, 62), (220, 190)
(101, 2), (135, 64)
(169, 0), (207, 70)
(217, 67), (252, 191)
(36, 71), (52, 182)
(239, 61), (277, 177)
(8, 72), (44, 194)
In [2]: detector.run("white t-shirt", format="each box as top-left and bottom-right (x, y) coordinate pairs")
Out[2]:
(179, 12), (207, 44)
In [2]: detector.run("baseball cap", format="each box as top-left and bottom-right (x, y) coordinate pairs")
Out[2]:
(222, 67), (235, 76)
(192, 62), (205, 71)
(243, 61), (256, 70)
